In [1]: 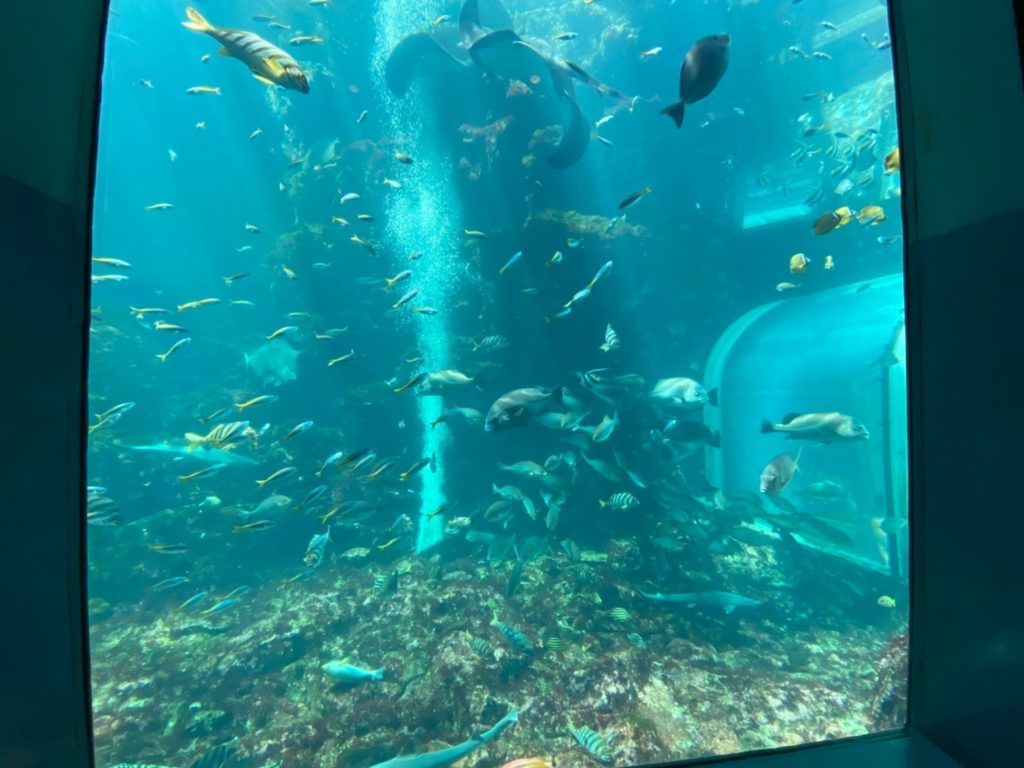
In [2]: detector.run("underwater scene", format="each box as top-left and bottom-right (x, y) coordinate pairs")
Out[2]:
(87, 1), (909, 766)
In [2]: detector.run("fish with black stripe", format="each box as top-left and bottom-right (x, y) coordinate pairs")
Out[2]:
(182, 7), (310, 93)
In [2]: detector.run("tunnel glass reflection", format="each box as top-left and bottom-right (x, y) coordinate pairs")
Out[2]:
(87, 0), (908, 765)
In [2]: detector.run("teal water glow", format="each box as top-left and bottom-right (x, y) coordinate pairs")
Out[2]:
(373, 0), (461, 552)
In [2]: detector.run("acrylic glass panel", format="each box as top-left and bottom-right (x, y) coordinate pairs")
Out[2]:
(87, 0), (908, 765)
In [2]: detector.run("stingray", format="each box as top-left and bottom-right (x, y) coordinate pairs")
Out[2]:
(385, 0), (625, 168)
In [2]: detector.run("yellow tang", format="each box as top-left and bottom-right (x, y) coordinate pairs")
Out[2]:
(789, 253), (811, 274)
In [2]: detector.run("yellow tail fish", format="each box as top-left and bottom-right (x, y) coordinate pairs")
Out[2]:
(182, 7), (310, 93)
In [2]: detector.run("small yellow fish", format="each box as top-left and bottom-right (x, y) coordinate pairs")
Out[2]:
(394, 372), (426, 394)
(320, 507), (341, 524)
(156, 338), (191, 362)
(282, 265), (298, 279)
(824, 254), (834, 271)
(249, 127), (263, 141)
(144, 202), (174, 211)
(376, 536), (401, 551)
(234, 520), (275, 533)
(789, 253), (811, 274)
(131, 306), (170, 319)
(244, 223), (262, 234)
(835, 206), (854, 226)
(266, 325), (297, 341)
(356, 213), (374, 221)
(386, 269), (412, 288)
(877, 595), (896, 608)
(464, 229), (488, 239)
(199, 407), (227, 424)
(177, 298), (221, 312)
(427, 503), (446, 520)
(328, 350), (356, 366)
(394, 151), (414, 164)
(178, 466), (221, 483)
(235, 394), (279, 411)
(186, 86), (221, 95)
(350, 235), (377, 254)
(432, 14), (450, 25)
(883, 148), (900, 174)
(331, 216), (350, 227)
(366, 460), (396, 481)
(775, 282), (798, 292)
(153, 320), (188, 333)
(256, 466), (297, 488)
(857, 205), (886, 225)
(223, 272), (249, 283)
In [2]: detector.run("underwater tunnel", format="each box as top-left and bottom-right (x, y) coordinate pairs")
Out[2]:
(1, 1), (1023, 767)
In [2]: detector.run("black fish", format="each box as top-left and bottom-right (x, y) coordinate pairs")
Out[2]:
(618, 186), (652, 210)
(662, 34), (731, 128)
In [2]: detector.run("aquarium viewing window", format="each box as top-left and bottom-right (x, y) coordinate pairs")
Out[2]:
(86, 1), (909, 766)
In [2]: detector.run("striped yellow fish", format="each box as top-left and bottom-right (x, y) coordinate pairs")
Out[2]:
(182, 7), (310, 93)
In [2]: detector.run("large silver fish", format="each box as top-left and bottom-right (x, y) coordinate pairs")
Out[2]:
(761, 412), (869, 443)
(182, 7), (310, 93)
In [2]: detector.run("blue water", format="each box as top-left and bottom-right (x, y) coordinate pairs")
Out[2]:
(88, 1), (908, 766)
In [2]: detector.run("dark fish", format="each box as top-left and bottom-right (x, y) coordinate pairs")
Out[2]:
(182, 7), (310, 93)
(812, 210), (841, 235)
(492, 619), (535, 654)
(618, 187), (652, 210)
(662, 34), (731, 128)
(666, 420), (721, 447)
(485, 387), (563, 431)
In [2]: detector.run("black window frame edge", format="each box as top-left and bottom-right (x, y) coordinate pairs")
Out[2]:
(5, 0), (1024, 766)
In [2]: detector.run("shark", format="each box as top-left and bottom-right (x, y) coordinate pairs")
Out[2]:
(639, 590), (764, 614)
(385, 0), (626, 168)
(126, 442), (260, 467)
(367, 707), (518, 768)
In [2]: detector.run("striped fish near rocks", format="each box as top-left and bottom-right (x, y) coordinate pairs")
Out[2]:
(568, 720), (615, 763)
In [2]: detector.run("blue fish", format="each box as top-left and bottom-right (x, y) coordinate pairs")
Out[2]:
(201, 598), (238, 615)
(367, 707), (518, 768)
(498, 250), (522, 276)
(317, 450), (344, 476)
(178, 591), (208, 610)
(322, 661), (384, 683)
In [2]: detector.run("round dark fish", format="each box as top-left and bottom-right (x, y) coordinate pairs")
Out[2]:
(484, 387), (562, 431)
(662, 34), (731, 128)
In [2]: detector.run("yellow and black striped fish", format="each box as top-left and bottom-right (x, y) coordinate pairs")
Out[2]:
(182, 7), (310, 93)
